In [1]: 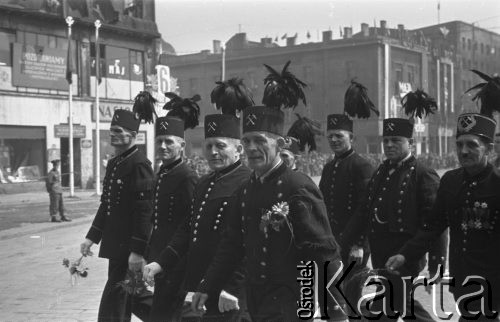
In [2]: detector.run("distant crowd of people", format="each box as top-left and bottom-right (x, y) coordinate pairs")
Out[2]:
(181, 151), (468, 178)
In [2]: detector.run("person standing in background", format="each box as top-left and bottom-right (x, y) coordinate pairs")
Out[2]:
(47, 159), (71, 222)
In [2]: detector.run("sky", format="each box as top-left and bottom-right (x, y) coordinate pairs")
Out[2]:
(155, 0), (500, 55)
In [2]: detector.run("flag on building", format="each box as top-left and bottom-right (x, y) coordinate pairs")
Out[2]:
(95, 42), (102, 84)
(66, 32), (74, 84)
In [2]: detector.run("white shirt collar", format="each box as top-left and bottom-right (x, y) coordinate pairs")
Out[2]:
(257, 157), (283, 183)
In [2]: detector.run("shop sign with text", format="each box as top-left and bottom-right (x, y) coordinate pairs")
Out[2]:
(54, 124), (86, 138)
(91, 102), (132, 122)
(12, 43), (69, 91)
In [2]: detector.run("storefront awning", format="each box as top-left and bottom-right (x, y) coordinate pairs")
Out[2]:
(0, 125), (45, 139)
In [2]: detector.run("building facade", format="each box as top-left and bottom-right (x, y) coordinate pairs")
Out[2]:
(0, 0), (160, 188)
(162, 21), (431, 155)
(163, 20), (500, 157)
(417, 21), (500, 155)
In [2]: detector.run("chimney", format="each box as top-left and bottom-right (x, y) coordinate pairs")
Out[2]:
(361, 23), (369, 37)
(322, 30), (332, 42)
(380, 20), (387, 30)
(213, 40), (221, 54)
(286, 36), (296, 46)
(260, 37), (272, 47)
(397, 24), (405, 39)
(343, 27), (353, 39)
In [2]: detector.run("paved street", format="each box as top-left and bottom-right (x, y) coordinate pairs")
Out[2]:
(0, 188), (460, 321)
(0, 190), (143, 322)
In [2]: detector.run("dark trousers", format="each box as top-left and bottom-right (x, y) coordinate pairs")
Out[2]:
(49, 192), (64, 218)
(369, 233), (436, 322)
(149, 274), (185, 322)
(98, 258), (152, 322)
(245, 284), (306, 322)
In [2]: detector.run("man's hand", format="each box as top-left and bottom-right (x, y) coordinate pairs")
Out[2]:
(218, 290), (240, 312)
(191, 292), (208, 314)
(385, 254), (406, 274)
(128, 252), (145, 272)
(142, 262), (163, 286)
(348, 245), (364, 265)
(80, 239), (94, 257)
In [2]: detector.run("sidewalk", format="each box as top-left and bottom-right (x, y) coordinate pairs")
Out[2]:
(0, 189), (98, 206)
(0, 218), (144, 322)
(0, 189), (100, 234)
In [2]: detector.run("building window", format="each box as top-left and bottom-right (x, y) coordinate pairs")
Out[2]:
(0, 126), (47, 183)
(462, 37), (466, 50)
(407, 65), (415, 86)
(10, 31), (77, 94)
(486, 45), (490, 55)
(480, 43), (484, 54)
(90, 42), (106, 79)
(467, 38), (471, 50)
(0, 31), (14, 66)
(303, 66), (314, 86)
(394, 63), (403, 93)
(247, 71), (258, 91)
(189, 78), (198, 96)
(123, 0), (143, 18)
(129, 50), (144, 82)
(101, 46), (146, 100)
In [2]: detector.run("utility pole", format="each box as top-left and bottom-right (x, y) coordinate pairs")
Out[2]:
(94, 20), (101, 196)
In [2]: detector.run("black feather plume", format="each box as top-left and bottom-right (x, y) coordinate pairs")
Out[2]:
(162, 93), (201, 129)
(262, 61), (307, 110)
(400, 89), (437, 119)
(163, 92), (183, 110)
(286, 114), (322, 152)
(132, 91), (157, 124)
(344, 80), (379, 119)
(465, 70), (500, 118)
(210, 78), (254, 117)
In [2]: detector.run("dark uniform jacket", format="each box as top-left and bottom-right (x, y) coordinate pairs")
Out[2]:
(86, 146), (154, 260)
(199, 162), (346, 316)
(147, 158), (198, 263)
(401, 163), (500, 287)
(342, 155), (439, 272)
(319, 149), (374, 242)
(47, 168), (63, 194)
(158, 160), (251, 294)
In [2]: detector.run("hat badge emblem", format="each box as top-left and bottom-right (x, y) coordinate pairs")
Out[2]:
(458, 115), (476, 133)
(208, 121), (217, 133)
(385, 122), (395, 132)
(246, 113), (257, 126)
(160, 120), (169, 130)
(330, 117), (338, 126)
(114, 114), (119, 121)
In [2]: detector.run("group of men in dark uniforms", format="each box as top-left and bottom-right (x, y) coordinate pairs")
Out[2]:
(79, 65), (500, 322)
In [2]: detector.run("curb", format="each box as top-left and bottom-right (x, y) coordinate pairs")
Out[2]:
(0, 215), (94, 241)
